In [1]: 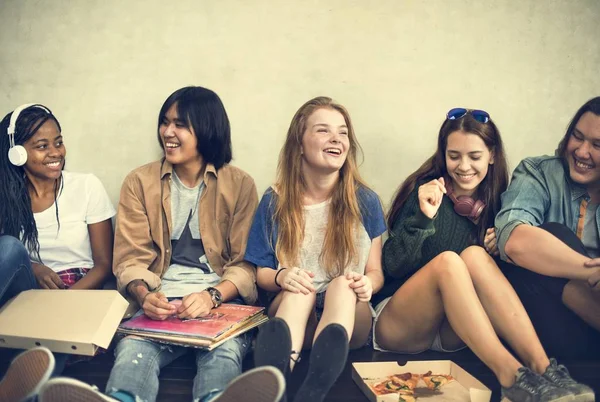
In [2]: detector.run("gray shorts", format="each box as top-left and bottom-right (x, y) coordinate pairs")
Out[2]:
(372, 296), (467, 354)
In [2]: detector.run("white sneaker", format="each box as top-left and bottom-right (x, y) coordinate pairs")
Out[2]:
(215, 366), (286, 402)
(39, 377), (118, 402)
(0, 347), (55, 402)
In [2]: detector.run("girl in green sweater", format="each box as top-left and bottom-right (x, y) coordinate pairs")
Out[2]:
(373, 109), (592, 402)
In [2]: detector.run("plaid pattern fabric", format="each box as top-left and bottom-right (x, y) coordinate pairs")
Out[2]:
(57, 268), (90, 288)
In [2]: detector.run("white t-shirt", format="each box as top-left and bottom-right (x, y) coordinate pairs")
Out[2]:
(31, 171), (116, 273)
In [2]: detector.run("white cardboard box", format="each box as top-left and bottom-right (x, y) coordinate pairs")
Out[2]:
(0, 289), (128, 356)
(352, 360), (492, 402)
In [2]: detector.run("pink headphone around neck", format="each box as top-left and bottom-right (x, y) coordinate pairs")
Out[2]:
(445, 180), (486, 220)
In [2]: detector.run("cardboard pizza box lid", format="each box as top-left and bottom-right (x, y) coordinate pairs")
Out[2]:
(0, 289), (128, 356)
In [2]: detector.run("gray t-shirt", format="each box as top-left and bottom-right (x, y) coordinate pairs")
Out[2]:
(300, 200), (372, 293)
(583, 202), (600, 259)
(160, 171), (220, 297)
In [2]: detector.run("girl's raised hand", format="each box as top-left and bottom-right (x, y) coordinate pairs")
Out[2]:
(418, 177), (447, 219)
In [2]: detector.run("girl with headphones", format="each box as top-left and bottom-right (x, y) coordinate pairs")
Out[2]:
(0, 104), (116, 385)
(372, 109), (590, 401)
(0, 104), (115, 298)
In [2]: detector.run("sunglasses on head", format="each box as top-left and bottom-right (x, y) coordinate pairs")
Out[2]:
(447, 108), (490, 124)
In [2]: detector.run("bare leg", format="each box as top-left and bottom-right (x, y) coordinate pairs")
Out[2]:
(269, 290), (316, 370)
(313, 276), (357, 343)
(294, 277), (357, 402)
(460, 246), (550, 374)
(375, 251), (521, 388)
(563, 279), (600, 332)
(350, 301), (373, 349)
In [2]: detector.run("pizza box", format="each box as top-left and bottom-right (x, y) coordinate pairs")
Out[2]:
(352, 360), (492, 402)
(0, 289), (128, 356)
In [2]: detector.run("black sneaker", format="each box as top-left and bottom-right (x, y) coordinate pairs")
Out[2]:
(292, 323), (349, 402)
(543, 359), (595, 402)
(254, 318), (293, 402)
(502, 367), (575, 402)
(255, 318), (293, 376)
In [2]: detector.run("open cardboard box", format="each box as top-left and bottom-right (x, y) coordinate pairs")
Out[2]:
(353, 360), (491, 402)
(0, 289), (128, 356)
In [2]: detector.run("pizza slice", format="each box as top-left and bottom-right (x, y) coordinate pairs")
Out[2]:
(369, 372), (419, 396)
(390, 372), (419, 392)
(371, 378), (397, 395)
(398, 392), (416, 402)
(421, 370), (454, 390)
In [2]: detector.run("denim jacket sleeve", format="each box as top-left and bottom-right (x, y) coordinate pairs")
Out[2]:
(495, 157), (551, 261)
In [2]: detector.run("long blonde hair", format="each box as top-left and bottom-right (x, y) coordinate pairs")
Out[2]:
(273, 96), (368, 277)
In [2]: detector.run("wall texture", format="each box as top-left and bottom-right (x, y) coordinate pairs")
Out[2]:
(1, 0), (599, 207)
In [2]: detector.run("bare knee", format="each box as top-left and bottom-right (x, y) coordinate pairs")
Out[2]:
(430, 251), (469, 278)
(460, 245), (488, 263)
(328, 275), (354, 289)
(326, 275), (357, 299)
(460, 245), (495, 276)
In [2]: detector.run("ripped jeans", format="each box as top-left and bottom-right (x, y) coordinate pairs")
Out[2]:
(105, 332), (251, 402)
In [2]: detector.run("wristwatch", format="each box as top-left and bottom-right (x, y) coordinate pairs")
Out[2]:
(205, 287), (223, 308)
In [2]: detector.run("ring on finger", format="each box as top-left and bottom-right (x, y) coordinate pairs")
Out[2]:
(294, 268), (300, 275)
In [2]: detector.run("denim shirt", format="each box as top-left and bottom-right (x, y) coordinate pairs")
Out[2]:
(495, 155), (598, 261)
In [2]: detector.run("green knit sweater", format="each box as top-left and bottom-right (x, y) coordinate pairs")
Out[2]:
(375, 184), (478, 303)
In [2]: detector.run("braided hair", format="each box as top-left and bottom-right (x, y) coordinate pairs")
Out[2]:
(0, 105), (63, 260)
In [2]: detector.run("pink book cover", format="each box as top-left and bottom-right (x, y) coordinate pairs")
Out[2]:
(119, 302), (264, 340)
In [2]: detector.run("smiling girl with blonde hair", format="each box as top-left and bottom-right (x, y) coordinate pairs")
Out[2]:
(246, 96), (386, 402)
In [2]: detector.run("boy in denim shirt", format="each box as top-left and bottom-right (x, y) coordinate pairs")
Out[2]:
(496, 96), (600, 359)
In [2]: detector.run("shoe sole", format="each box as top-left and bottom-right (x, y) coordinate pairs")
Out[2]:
(254, 318), (292, 377)
(39, 378), (115, 402)
(216, 366), (285, 402)
(293, 323), (349, 402)
(573, 392), (595, 402)
(0, 347), (55, 402)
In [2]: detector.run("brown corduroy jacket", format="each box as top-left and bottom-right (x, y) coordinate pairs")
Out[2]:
(113, 159), (259, 312)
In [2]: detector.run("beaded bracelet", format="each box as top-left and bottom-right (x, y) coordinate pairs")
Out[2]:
(274, 268), (288, 287)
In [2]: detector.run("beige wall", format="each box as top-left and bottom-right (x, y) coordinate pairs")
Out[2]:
(1, 0), (599, 208)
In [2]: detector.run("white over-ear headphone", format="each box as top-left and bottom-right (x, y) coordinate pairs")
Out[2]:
(7, 103), (51, 166)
